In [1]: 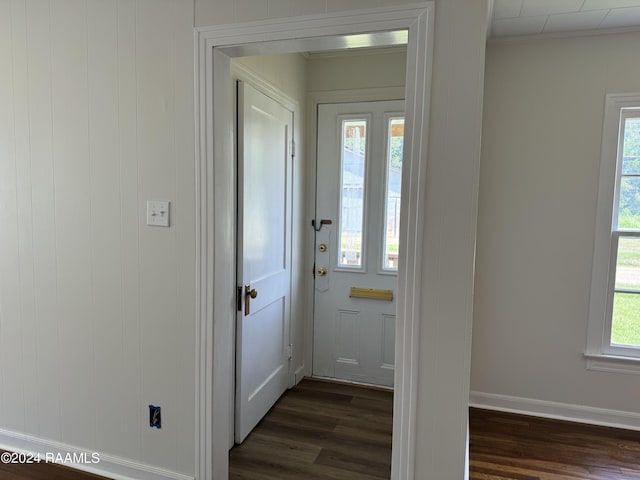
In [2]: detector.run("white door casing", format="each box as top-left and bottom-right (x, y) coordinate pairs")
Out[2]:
(314, 100), (404, 387)
(235, 81), (292, 444)
(195, 5), (435, 480)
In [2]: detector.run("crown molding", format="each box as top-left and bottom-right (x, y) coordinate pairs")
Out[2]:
(488, 24), (640, 44)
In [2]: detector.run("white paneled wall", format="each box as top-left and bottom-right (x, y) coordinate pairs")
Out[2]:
(195, 0), (426, 27)
(0, 0), (195, 476)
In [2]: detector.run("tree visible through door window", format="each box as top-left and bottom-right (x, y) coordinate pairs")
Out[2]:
(338, 119), (367, 268)
(383, 117), (404, 271)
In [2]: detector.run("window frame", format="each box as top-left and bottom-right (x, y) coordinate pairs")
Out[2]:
(586, 93), (640, 373)
(380, 113), (405, 274)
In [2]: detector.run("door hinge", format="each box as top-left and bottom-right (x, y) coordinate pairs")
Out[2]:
(286, 344), (293, 360)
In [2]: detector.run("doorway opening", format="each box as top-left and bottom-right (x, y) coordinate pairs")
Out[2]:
(230, 50), (407, 478)
(229, 46), (406, 458)
(194, 5), (434, 480)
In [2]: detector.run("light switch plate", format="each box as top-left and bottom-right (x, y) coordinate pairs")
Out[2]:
(147, 200), (170, 227)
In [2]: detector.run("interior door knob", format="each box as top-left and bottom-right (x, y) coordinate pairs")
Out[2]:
(316, 267), (327, 276)
(244, 285), (258, 315)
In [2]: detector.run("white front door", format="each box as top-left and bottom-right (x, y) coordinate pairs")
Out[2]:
(313, 100), (404, 387)
(235, 81), (293, 443)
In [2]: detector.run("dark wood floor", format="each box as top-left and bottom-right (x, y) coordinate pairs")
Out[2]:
(230, 378), (394, 480)
(2, 379), (640, 479)
(470, 408), (640, 479)
(231, 378), (640, 480)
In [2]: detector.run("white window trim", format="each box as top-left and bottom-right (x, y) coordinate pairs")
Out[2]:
(586, 93), (640, 374)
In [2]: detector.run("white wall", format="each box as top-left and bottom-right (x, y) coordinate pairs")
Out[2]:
(472, 31), (640, 420)
(0, 0), (195, 477)
(307, 48), (407, 92)
(195, 0), (412, 26)
(415, 1), (487, 478)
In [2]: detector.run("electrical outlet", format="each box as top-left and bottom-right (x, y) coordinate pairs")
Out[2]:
(149, 405), (161, 429)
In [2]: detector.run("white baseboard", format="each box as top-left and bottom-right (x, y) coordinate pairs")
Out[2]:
(294, 365), (306, 385)
(470, 391), (640, 431)
(0, 428), (194, 480)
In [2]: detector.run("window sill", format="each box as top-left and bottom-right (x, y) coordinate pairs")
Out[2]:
(584, 353), (640, 375)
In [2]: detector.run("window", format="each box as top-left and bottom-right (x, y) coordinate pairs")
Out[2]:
(587, 94), (640, 371)
(382, 116), (404, 271)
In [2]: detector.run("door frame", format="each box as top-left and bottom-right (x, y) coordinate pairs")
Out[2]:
(194, 4), (435, 479)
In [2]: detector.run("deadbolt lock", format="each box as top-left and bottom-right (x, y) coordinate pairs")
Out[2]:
(318, 243), (327, 252)
(316, 267), (328, 276)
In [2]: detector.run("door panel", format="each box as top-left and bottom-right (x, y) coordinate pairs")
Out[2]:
(313, 100), (404, 387)
(236, 81), (293, 443)
(336, 309), (359, 365)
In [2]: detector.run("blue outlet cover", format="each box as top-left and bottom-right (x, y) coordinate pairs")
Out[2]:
(149, 405), (161, 429)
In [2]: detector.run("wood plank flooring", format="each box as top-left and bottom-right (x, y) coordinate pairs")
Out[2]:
(232, 378), (640, 480)
(470, 408), (640, 479)
(2, 379), (640, 479)
(229, 378), (394, 480)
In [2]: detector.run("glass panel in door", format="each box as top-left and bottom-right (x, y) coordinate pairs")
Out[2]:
(339, 119), (368, 268)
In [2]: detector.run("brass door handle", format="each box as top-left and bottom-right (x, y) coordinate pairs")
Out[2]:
(316, 267), (327, 276)
(244, 285), (258, 315)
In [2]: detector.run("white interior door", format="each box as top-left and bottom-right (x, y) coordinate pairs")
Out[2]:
(235, 81), (293, 443)
(313, 100), (404, 387)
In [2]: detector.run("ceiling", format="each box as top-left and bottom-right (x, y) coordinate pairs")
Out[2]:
(490, 0), (640, 38)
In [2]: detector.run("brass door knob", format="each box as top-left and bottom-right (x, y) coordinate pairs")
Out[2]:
(244, 285), (258, 315)
(319, 243), (327, 252)
(316, 267), (327, 276)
